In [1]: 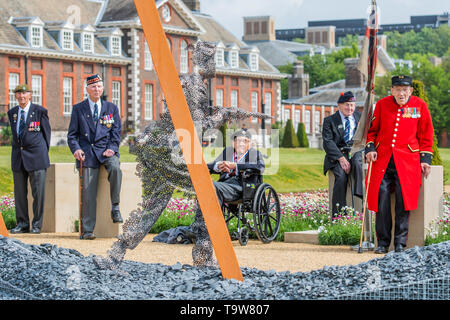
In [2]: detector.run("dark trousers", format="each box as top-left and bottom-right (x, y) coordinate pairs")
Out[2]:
(192, 177), (243, 239)
(13, 167), (47, 230)
(80, 156), (122, 234)
(376, 156), (410, 247)
(331, 151), (363, 217)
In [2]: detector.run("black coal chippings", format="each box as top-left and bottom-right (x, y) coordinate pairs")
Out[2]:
(0, 236), (448, 300)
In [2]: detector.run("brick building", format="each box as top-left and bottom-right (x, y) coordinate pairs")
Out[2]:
(0, 0), (284, 145)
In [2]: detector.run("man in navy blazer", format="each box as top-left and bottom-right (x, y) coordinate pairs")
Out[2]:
(322, 91), (363, 217)
(8, 84), (51, 234)
(67, 74), (123, 240)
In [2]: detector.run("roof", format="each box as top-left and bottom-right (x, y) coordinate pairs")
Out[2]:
(0, 0), (131, 63)
(193, 12), (284, 79)
(284, 80), (368, 107)
(247, 40), (327, 67)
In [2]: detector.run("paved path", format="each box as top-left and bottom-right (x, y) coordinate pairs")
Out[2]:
(11, 233), (379, 273)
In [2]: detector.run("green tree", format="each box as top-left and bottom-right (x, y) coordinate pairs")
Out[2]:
(281, 119), (299, 148)
(296, 122), (309, 148)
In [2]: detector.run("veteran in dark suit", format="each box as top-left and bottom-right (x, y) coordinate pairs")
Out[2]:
(67, 74), (123, 240)
(7, 84), (51, 234)
(322, 91), (363, 218)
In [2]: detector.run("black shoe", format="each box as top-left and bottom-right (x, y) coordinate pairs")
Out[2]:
(111, 209), (123, 223)
(395, 244), (405, 253)
(374, 246), (388, 254)
(30, 227), (41, 234)
(80, 232), (96, 240)
(9, 226), (29, 234)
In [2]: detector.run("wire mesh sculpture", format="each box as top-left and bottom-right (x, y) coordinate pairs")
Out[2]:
(93, 41), (271, 270)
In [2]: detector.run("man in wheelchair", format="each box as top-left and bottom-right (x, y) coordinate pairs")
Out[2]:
(207, 128), (265, 207)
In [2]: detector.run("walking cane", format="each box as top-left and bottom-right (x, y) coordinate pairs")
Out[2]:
(79, 158), (83, 239)
(358, 160), (373, 254)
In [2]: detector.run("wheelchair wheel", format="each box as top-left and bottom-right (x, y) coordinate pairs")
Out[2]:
(253, 184), (281, 243)
(238, 227), (249, 246)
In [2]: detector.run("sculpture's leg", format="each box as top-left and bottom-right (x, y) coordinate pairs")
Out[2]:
(190, 203), (218, 268)
(93, 185), (174, 270)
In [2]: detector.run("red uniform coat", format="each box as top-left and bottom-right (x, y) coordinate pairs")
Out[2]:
(365, 95), (434, 212)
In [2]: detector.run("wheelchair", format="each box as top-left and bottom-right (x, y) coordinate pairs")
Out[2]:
(219, 169), (281, 246)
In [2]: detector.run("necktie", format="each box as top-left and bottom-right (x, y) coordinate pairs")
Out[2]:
(18, 110), (26, 139)
(93, 103), (98, 122)
(344, 117), (350, 142)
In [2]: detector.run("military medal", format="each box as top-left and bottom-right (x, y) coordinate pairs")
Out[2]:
(13, 113), (17, 122)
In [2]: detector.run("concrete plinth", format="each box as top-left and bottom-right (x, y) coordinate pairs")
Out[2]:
(284, 230), (319, 244)
(328, 171), (363, 215)
(375, 165), (444, 250)
(29, 163), (142, 238)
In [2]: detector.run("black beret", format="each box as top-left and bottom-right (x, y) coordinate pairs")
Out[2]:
(231, 129), (251, 140)
(86, 74), (103, 86)
(392, 75), (412, 87)
(337, 91), (355, 104)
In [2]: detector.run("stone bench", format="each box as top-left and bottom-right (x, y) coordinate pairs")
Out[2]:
(29, 163), (142, 238)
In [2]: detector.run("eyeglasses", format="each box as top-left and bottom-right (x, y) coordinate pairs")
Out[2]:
(392, 87), (411, 94)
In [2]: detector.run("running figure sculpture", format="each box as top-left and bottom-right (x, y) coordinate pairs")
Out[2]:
(93, 41), (271, 270)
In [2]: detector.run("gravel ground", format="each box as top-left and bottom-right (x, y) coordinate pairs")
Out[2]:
(0, 235), (448, 300)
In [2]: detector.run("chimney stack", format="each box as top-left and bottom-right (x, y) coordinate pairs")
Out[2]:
(182, 0), (200, 12)
(344, 58), (365, 88)
(288, 60), (309, 99)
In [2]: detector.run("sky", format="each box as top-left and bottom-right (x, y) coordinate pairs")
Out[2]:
(201, 0), (450, 39)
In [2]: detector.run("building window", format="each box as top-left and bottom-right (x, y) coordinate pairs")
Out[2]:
(215, 48), (224, 68)
(284, 109), (290, 122)
(264, 92), (272, 124)
(83, 78), (89, 100)
(63, 77), (73, 115)
(294, 110), (301, 132)
(8, 73), (20, 109)
(180, 40), (188, 74)
(249, 53), (259, 71)
(62, 30), (73, 50)
(112, 81), (121, 116)
(305, 110), (311, 133)
(111, 36), (121, 56)
(30, 26), (42, 48)
(229, 50), (238, 68)
(315, 110), (321, 134)
(83, 33), (94, 53)
(231, 90), (238, 108)
(31, 75), (42, 105)
(251, 91), (258, 123)
(216, 89), (224, 107)
(144, 83), (153, 120)
(144, 41), (153, 70)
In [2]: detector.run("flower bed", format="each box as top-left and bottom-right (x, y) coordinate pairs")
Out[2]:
(0, 193), (16, 230)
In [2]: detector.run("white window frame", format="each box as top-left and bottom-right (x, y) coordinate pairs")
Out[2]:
(229, 50), (239, 68)
(180, 40), (188, 74)
(230, 90), (238, 108)
(82, 32), (94, 53)
(111, 36), (121, 56)
(294, 110), (301, 132)
(249, 53), (259, 71)
(63, 77), (73, 115)
(216, 89), (224, 107)
(315, 110), (321, 134)
(8, 73), (20, 109)
(284, 109), (291, 122)
(31, 75), (42, 105)
(305, 110), (311, 134)
(30, 26), (43, 48)
(264, 92), (272, 124)
(144, 83), (153, 120)
(251, 91), (258, 123)
(215, 48), (224, 68)
(61, 30), (73, 51)
(112, 81), (121, 116)
(144, 41), (153, 71)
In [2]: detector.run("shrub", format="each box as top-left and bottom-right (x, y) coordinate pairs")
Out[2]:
(296, 122), (309, 148)
(281, 119), (299, 148)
